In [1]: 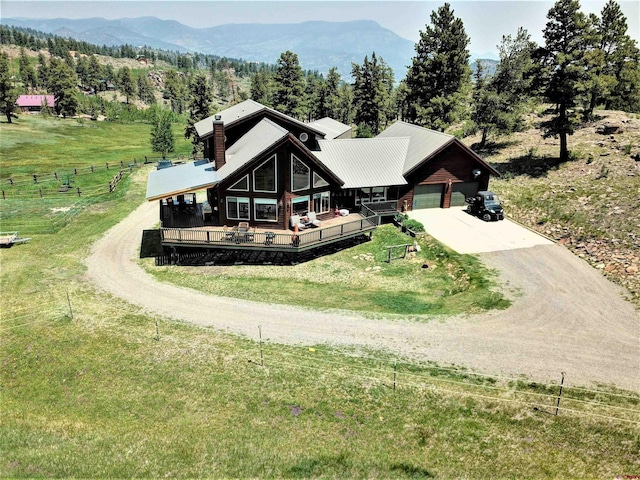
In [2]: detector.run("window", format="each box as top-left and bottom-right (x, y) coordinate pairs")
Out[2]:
(226, 196), (249, 220)
(254, 198), (278, 222)
(313, 191), (330, 214)
(228, 175), (249, 192)
(313, 172), (329, 188)
(253, 155), (277, 192)
(372, 187), (386, 202)
(291, 196), (309, 216)
(291, 155), (310, 191)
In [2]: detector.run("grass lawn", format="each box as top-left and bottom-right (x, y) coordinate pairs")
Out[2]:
(145, 224), (510, 316)
(1, 116), (638, 478)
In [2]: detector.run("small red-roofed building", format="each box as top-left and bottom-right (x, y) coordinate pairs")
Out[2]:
(16, 95), (55, 113)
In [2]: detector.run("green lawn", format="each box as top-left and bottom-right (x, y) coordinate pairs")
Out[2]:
(1, 116), (638, 478)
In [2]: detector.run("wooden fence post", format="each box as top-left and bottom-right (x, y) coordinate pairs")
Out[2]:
(259, 325), (264, 366)
(106, 162), (109, 170)
(77, 187), (81, 197)
(33, 174), (37, 184)
(555, 372), (566, 416)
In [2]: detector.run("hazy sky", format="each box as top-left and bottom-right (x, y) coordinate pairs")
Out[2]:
(2, 1), (638, 56)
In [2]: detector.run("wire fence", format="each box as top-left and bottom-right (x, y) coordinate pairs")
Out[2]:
(3, 297), (638, 426)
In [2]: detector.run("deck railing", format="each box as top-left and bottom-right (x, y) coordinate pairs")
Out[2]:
(361, 200), (399, 214)
(160, 216), (378, 251)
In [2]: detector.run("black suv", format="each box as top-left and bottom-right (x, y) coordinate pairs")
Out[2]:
(465, 191), (505, 221)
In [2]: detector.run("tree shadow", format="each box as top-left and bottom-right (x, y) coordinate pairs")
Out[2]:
(390, 462), (434, 478)
(470, 138), (520, 156)
(493, 153), (562, 179)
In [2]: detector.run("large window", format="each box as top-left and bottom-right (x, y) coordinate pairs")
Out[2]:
(226, 196), (250, 220)
(228, 175), (249, 192)
(291, 196), (309, 216)
(313, 191), (330, 214)
(253, 155), (277, 193)
(291, 155), (310, 191)
(254, 198), (278, 222)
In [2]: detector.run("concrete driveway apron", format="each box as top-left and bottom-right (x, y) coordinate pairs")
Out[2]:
(408, 207), (553, 253)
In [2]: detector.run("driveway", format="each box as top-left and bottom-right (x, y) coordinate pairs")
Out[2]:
(409, 207), (553, 253)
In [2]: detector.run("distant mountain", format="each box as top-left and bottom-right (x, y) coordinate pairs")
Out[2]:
(2, 16), (498, 80)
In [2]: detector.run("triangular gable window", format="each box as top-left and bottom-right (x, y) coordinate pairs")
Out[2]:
(228, 174), (249, 192)
(253, 155), (277, 193)
(313, 172), (329, 188)
(291, 154), (310, 192)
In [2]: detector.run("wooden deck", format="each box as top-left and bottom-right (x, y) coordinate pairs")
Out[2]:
(159, 212), (378, 252)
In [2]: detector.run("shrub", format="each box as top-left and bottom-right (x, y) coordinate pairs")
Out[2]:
(403, 218), (425, 233)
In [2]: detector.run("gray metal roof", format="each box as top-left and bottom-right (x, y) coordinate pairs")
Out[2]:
(306, 117), (352, 139)
(377, 121), (454, 175)
(315, 137), (409, 189)
(146, 160), (221, 201)
(217, 118), (289, 180)
(195, 99), (325, 139)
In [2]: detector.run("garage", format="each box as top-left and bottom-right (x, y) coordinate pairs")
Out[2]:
(413, 184), (443, 209)
(451, 182), (479, 207)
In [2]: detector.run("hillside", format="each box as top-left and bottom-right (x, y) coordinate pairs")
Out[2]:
(468, 110), (640, 305)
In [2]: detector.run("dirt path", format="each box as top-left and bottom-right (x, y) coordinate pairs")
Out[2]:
(85, 200), (640, 391)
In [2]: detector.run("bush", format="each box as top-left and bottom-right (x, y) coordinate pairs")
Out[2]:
(403, 218), (425, 233)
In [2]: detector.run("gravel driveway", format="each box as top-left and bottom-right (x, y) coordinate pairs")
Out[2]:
(85, 201), (640, 391)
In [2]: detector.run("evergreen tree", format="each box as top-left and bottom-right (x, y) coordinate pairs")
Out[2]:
(592, 0), (640, 113)
(18, 47), (37, 92)
(37, 53), (49, 88)
(405, 2), (471, 131)
(272, 51), (305, 119)
(48, 57), (78, 117)
(184, 73), (213, 156)
(164, 69), (188, 114)
(87, 55), (103, 93)
(0, 51), (19, 123)
(137, 74), (156, 104)
(118, 66), (136, 104)
(150, 108), (175, 158)
(324, 67), (343, 120)
(538, 0), (589, 162)
(213, 69), (232, 100)
(250, 70), (273, 107)
(471, 28), (537, 147)
(351, 52), (393, 135)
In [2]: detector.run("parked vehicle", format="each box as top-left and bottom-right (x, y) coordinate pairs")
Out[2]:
(465, 191), (504, 221)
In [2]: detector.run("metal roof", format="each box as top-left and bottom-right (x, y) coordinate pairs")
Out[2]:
(146, 160), (221, 201)
(377, 121), (454, 175)
(315, 137), (409, 189)
(16, 95), (55, 107)
(195, 99), (325, 139)
(306, 117), (352, 139)
(217, 118), (289, 180)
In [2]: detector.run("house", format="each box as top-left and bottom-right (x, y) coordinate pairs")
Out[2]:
(146, 99), (498, 256)
(16, 95), (54, 113)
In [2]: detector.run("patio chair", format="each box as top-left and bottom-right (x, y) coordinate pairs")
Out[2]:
(289, 214), (306, 231)
(305, 211), (321, 228)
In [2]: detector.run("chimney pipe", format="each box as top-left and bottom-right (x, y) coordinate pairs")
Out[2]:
(213, 115), (226, 170)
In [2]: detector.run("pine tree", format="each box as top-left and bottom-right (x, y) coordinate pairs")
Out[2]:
(118, 66), (136, 104)
(164, 70), (188, 114)
(137, 75), (156, 105)
(151, 109), (175, 158)
(324, 67), (343, 120)
(250, 70), (272, 107)
(184, 73), (213, 156)
(272, 51), (305, 119)
(0, 51), (19, 123)
(18, 47), (37, 92)
(405, 2), (471, 131)
(48, 57), (78, 117)
(538, 0), (589, 162)
(351, 52), (393, 135)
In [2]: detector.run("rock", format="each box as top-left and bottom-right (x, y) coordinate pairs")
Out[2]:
(595, 123), (623, 135)
(626, 265), (638, 274)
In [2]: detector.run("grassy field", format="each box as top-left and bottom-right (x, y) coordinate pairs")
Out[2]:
(1, 115), (639, 478)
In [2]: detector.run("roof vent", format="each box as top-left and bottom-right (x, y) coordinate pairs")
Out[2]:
(299, 132), (309, 142)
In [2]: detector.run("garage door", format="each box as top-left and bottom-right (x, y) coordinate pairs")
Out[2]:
(451, 182), (479, 207)
(413, 184), (443, 209)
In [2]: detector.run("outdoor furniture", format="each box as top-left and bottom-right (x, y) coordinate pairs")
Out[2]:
(223, 226), (235, 241)
(289, 214), (306, 230)
(305, 211), (321, 228)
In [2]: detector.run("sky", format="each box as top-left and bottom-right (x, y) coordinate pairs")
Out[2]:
(2, 0), (639, 57)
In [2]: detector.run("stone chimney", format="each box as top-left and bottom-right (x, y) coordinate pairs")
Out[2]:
(213, 115), (226, 170)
